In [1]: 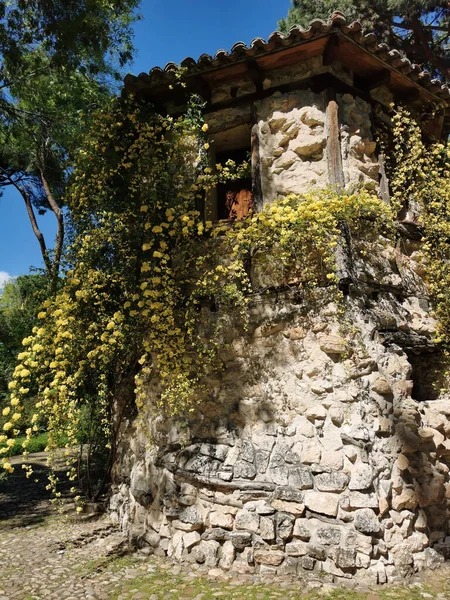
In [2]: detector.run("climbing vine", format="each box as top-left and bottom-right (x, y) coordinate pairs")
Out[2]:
(0, 94), (402, 498)
(385, 106), (450, 348)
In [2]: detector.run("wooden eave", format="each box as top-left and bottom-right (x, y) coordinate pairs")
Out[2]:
(124, 16), (450, 119)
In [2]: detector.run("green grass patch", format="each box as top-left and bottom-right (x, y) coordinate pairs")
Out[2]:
(5, 432), (49, 455)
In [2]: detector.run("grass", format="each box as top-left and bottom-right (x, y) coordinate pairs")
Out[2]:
(5, 432), (49, 455)
(108, 566), (450, 600)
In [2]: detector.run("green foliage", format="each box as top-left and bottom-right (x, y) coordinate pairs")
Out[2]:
(0, 0), (140, 81)
(278, 1), (450, 82)
(385, 106), (450, 349)
(0, 0), (140, 281)
(0, 94), (395, 504)
(0, 275), (50, 402)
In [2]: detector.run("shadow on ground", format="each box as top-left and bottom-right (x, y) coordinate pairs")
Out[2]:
(0, 453), (72, 529)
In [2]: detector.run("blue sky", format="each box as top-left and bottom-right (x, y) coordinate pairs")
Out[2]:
(0, 0), (291, 283)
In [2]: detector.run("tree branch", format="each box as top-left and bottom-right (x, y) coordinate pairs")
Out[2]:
(0, 166), (52, 274)
(409, 14), (450, 78)
(40, 169), (64, 281)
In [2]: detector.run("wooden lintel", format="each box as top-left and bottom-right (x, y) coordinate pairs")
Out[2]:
(354, 69), (391, 92)
(323, 33), (340, 67)
(204, 72), (375, 115)
(246, 59), (264, 93)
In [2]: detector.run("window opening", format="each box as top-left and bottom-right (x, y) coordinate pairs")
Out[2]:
(216, 147), (252, 221)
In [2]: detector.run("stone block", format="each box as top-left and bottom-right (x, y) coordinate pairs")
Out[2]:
(392, 488), (418, 511)
(254, 550), (285, 566)
(271, 499), (305, 516)
(235, 510), (260, 533)
(354, 509), (381, 534)
(371, 377), (392, 395)
(303, 491), (339, 517)
(349, 464), (374, 491)
(329, 404), (344, 426)
(306, 404), (327, 422)
(195, 540), (220, 567)
(219, 540), (235, 570)
(315, 472), (349, 493)
(230, 531), (252, 550)
(183, 531), (201, 550)
(234, 461), (257, 479)
(244, 500), (275, 515)
(301, 556), (315, 570)
(288, 467), (313, 490)
(336, 547), (357, 568)
(301, 439), (322, 464)
(260, 516), (276, 541)
(276, 512), (295, 540)
(209, 511), (234, 530)
(315, 527), (342, 545)
(321, 450), (344, 470)
(293, 519), (311, 540)
(285, 541), (309, 556)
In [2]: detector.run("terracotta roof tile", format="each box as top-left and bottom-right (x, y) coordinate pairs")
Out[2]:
(124, 12), (450, 103)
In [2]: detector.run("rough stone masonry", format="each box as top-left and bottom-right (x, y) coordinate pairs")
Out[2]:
(110, 70), (450, 583)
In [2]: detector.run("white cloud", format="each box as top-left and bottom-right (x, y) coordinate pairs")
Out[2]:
(0, 271), (12, 289)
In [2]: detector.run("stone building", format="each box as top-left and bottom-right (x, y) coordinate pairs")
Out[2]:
(111, 13), (450, 583)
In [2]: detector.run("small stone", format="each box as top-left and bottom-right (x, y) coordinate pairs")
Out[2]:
(288, 467), (313, 490)
(329, 404), (344, 426)
(336, 547), (357, 568)
(219, 540), (235, 570)
(396, 454), (410, 471)
(209, 511), (233, 530)
(301, 440), (322, 464)
(293, 519), (311, 540)
(319, 334), (348, 355)
(392, 488), (418, 511)
(306, 405), (327, 422)
(183, 531), (201, 549)
(372, 377), (392, 395)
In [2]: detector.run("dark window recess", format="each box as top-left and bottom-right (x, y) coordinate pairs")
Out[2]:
(216, 148), (252, 220)
(409, 351), (446, 401)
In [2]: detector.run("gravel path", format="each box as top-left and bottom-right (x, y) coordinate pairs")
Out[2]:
(1, 454), (450, 600)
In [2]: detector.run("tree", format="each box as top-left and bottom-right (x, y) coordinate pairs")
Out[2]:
(0, 0), (140, 283)
(0, 274), (49, 401)
(278, 1), (450, 83)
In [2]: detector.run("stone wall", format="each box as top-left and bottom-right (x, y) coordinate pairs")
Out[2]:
(110, 231), (450, 584)
(206, 88), (379, 204)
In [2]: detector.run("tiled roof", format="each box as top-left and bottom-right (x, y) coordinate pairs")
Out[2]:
(124, 12), (450, 104)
